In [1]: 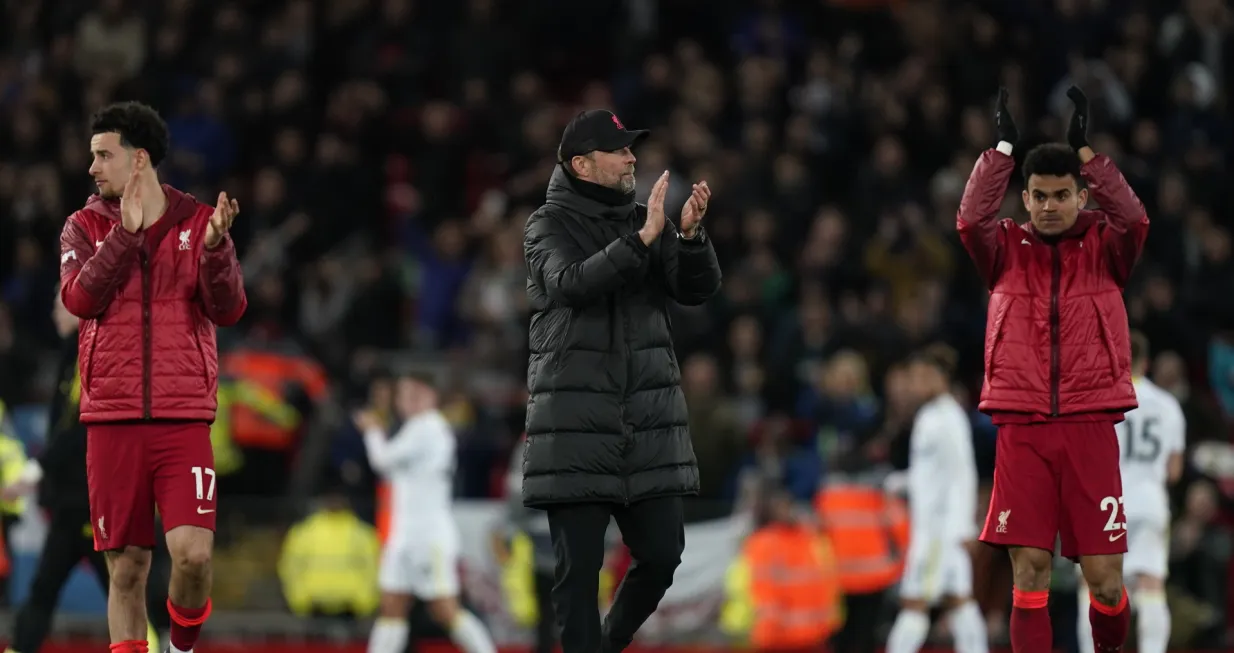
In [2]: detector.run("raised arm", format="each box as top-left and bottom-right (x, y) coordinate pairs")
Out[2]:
(524, 207), (648, 307)
(362, 426), (425, 476)
(658, 217), (721, 306)
(59, 214), (141, 318)
(1078, 148), (1149, 286)
(956, 147), (1016, 287)
(197, 233), (248, 326)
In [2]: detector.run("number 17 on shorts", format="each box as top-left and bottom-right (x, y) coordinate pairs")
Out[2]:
(87, 422), (218, 551)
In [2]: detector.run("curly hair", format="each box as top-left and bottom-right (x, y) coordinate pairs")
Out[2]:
(89, 101), (170, 167)
(1022, 143), (1084, 187)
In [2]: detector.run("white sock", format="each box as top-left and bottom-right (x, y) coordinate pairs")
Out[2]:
(449, 610), (497, 653)
(1135, 590), (1171, 653)
(887, 609), (931, 653)
(1077, 589), (1096, 653)
(949, 600), (989, 653)
(169, 645), (189, 653)
(368, 617), (410, 653)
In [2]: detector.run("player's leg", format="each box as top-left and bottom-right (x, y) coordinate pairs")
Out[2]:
(887, 538), (939, 653)
(941, 543), (988, 653)
(6, 509), (94, 653)
(1121, 518), (1171, 653)
(605, 496), (685, 652)
(1131, 573), (1169, 653)
(150, 423), (218, 653)
(88, 424), (157, 652)
(408, 538), (496, 653)
(1061, 421), (1130, 653)
(368, 586), (414, 653)
(979, 423), (1060, 653)
(546, 503), (613, 653)
(1075, 570), (1095, 653)
(422, 596), (497, 653)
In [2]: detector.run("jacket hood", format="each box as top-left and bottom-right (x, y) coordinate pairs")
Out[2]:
(545, 164), (638, 221)
(85, 184), (199, 226)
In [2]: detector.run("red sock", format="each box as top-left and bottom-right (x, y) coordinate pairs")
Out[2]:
(1010, 588), (1053, 653)
(1088, 587), (1131, 653)
(109, 641), (149, 653)
(168, 598), (212, 651)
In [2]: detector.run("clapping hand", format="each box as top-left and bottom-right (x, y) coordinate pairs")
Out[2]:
(205, 192), (240, 250)
(119, 165), (144, 233)
(679, 181), (711, 238)
(639, 171), (669, 246)
(352, 409), (384, 434)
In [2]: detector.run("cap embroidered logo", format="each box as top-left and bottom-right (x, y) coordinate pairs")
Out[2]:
(611, 114), (625, 129)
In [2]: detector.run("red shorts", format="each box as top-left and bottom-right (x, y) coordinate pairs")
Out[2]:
(979, 420), (1128, 560)
(86, 421), (217, 551)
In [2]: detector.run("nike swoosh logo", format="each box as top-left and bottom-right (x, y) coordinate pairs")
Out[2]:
(1108, 531), (1126, 542)
(197, 507), (215, 514)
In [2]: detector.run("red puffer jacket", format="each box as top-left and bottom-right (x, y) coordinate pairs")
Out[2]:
(957, 150), (1149, 418)
(59, 186), (247, 423)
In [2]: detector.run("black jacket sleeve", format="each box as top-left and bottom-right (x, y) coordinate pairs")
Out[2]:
(524, 207), (650, 307)
(658, 218), (722, 306)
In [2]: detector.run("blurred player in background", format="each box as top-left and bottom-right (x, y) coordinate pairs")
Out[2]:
(353, 373), (497, 653)
(886, 344), (988, 653)
(2, 288), (166, 653)
(959, 86), (1148, 653)
(1078, 332), (1184, 653)
(59, 101), (246, 653)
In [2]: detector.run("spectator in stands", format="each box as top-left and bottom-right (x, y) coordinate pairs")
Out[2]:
(1169, 479), (1231, 648)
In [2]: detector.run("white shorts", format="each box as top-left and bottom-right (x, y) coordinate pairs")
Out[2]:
(1122, 518), (1169, 580)
(378, 540), (460, 599)
(899, 538), (973, 604)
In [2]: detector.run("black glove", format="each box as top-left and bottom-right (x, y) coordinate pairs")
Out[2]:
(1065, 85), (1089, 150)
(994, 87), (1019, 145)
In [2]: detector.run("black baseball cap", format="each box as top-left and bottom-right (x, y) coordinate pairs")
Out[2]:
(557, 110), (649, 163)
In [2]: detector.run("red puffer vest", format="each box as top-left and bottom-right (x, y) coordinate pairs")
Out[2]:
(58, 186), (247, 423)
(957, 150), (1149, 417)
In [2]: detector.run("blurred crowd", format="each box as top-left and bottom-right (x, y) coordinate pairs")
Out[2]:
(1, 0), (1234, 643)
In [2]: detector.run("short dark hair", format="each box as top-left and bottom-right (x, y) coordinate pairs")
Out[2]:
(90, 101), (170, 167)
(909, 342), (958, 379)
(1022, 143), (1083, 186)
(1130, 330), (1149, 366)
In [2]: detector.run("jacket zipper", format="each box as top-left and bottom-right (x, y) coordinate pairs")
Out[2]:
(141, 252), (153, 419)
(1049, 245), (1061, 417)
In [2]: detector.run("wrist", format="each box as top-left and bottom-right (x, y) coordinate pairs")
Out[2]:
(995, 141), (1014, 156)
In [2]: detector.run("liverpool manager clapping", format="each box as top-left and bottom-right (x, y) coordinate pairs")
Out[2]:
(522, 109), (722, 653)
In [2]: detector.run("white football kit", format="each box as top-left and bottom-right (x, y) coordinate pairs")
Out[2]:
(364, 410), (461, 598)
(899, 394), (979, 603)
(1115, 377), (1185, 578)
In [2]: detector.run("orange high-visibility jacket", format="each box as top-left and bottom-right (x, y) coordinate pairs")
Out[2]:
(745, 523), (843, 649)
(815, 484), (910, 594)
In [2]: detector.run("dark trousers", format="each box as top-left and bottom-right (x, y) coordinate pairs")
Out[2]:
(8, 507), (171, 653)
(547, 496), (684, 653)
(533, 569), (557, 653)
(830, 590), (886, 653)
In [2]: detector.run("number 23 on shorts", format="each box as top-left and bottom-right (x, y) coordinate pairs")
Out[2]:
(1100, 495), (1126, 541)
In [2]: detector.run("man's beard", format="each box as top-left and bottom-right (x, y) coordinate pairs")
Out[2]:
(613, 175), (635, 194)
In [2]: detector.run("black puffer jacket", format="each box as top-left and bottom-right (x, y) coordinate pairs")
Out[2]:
(522, 166), (722, 507)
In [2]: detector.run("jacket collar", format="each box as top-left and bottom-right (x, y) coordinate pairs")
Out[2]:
(545, 165), (637, 221)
